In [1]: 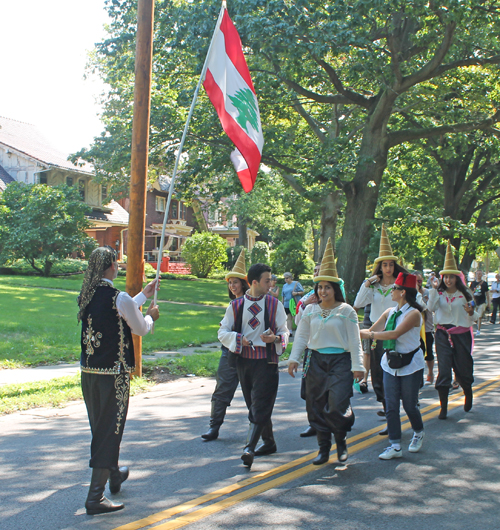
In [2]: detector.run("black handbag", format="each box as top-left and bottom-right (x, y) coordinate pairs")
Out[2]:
(386, 346), (420, 369)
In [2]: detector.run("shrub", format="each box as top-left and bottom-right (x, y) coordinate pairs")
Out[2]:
(251, 241), (270, 265)
(271, 239), (315, 279)
(182, 232), (227, 278)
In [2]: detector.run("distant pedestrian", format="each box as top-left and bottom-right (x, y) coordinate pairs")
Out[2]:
(470, 270), (489, 336)
(288, 239), (364, 465)
(269, 274), (280, 298)
(416, 272), (435, 385)
(282, 272), (304, 336)
(490, 273), (500, 324)
(202, 249), (249, 441)
(428, 242), (477, 419)
(78, 246), (160, 515)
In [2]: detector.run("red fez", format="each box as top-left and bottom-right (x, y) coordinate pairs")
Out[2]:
(395, 272), (417, 289)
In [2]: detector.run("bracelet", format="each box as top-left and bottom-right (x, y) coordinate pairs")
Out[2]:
(370, 331), (375, 340)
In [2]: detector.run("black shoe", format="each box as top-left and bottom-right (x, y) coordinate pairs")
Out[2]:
(109, 466), (129, 494)
(359, 382), (369, 394)
(255, 441), (277, 456)
(85, 468), (124, 515)
(377, 410), (386, 417)
(312, 450), (330, 465)
(86, 496), (124, 515)
(378, 428), (388, 436)
(464, 388), (473, 412)
(335, 434), (348, 462)
(201, 426), (220, 441)
(300, 426), (317, 438)
(241, 448), (255, 468)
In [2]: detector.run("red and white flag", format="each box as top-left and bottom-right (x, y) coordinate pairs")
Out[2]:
(203, 8), (264, 193)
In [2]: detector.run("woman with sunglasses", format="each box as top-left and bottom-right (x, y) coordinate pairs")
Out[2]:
(360, 273), (425, 460)
(428, 242), (477, 419)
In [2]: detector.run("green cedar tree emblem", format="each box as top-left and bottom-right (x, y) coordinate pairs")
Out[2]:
(228, 88), (259, 134)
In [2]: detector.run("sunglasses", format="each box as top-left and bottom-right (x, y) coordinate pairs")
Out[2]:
(391, 286), (404, 291)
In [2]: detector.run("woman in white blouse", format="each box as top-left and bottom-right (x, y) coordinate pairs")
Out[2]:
(288, 239), (364, 465)
(428, 242), (476, 419)
(361, 273), (425, 460)
(353, 225), (407, 420)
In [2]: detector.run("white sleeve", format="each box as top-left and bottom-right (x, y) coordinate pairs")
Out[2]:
(427, 288), (440, 312)
(116, 292), (153, 336)
(274, 301), (290, 355)
(289, 309), (311, 364)
(217, 304), (242, 354)
(345, 307), (364, 372)
(353, 282), (374, 309)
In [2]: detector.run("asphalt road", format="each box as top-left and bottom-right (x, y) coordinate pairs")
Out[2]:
(1, 324), (500, 530)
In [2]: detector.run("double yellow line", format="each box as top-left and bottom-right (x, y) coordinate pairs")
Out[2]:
(114, 375), (500, 530)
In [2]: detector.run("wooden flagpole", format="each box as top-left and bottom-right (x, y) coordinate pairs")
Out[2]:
(127, 0), (155, 377)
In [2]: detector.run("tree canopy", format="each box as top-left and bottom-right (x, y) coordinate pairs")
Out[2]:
(76, 0), (500, 293)
(0, 183), (96, 276)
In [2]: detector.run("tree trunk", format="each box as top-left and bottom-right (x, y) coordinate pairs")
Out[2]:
(312, 222), (320, 263)
(337, 126), (390, 298)
(43, 260), (53, 277)
(319, 191), (341, 257)
(238, 218), (248, 248)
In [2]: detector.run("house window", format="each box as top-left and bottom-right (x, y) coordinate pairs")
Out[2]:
(155, 196), (166, 212)
(181, 202), (187, 220)
(171, 200), (178, 219)
(78, 179), (85, 200)
(101, 185), (108, 203)
(66, 176), (73, 186)
(39, 174), (47, 184)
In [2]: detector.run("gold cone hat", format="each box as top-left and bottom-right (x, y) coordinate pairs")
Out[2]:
(440, 241), (461, 276)
(372, 224), (398, 272)
(315, 238), (341, 284)
(225, 248), (247, 280)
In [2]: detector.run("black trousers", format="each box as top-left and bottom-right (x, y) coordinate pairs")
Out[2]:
(236, 357), (279, 426)
(370, 339), (385, 404)
(491, 298), (500, 324)
(435, 329), (474, 390)
(305, 351), (355, 435)
(212, 346), (239, 405)
(81, 371), (130, 469)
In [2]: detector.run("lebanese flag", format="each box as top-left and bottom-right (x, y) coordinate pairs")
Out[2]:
(203, 8), (264, 193)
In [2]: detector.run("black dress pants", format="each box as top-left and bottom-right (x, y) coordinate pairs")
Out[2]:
(212, 346), (239, 405)
(435, 329), (474, 390)
(370, 339), (385, 404)
(236, 357), (279, 426)
(81, 371), (130, 468)
(305, 351), (355, 435)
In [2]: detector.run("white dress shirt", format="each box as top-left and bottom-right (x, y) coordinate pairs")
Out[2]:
(103, 279), (154, 336)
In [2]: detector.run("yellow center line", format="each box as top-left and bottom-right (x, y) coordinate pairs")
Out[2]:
(114, 375), (500, 530)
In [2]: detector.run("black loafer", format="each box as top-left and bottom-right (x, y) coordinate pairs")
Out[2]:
(299, 426), (317, 438)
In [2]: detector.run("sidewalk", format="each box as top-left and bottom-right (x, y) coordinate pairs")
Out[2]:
(0, 342), (222, 387)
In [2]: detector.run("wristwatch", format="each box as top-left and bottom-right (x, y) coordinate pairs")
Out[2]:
(274, 335), (281, 344)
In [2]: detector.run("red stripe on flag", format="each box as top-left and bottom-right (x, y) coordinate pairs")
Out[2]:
(236, 169), (254, 194)
(220, 10), (256, 94)
(204, 69), (261, 192)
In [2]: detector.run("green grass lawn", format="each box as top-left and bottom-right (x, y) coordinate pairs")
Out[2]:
(0, 275), (229, 306)
(0, 281), (225, 368)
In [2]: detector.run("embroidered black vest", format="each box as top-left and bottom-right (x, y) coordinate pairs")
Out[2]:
(80, 283), (135, 374)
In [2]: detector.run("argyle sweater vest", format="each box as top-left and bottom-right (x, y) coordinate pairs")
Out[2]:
(231, 294), (279, 363)
(80, 284), (135, 374)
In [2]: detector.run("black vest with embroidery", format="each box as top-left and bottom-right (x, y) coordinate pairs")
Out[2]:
(80, 283), (135, 374)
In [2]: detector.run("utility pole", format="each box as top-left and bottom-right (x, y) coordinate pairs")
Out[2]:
(126, 0), (155, 377)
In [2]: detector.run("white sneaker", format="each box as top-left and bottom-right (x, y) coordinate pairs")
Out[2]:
(475, 330), (481, 336)
(408, 431), (425, 453)
(379, 446), (402, 460)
